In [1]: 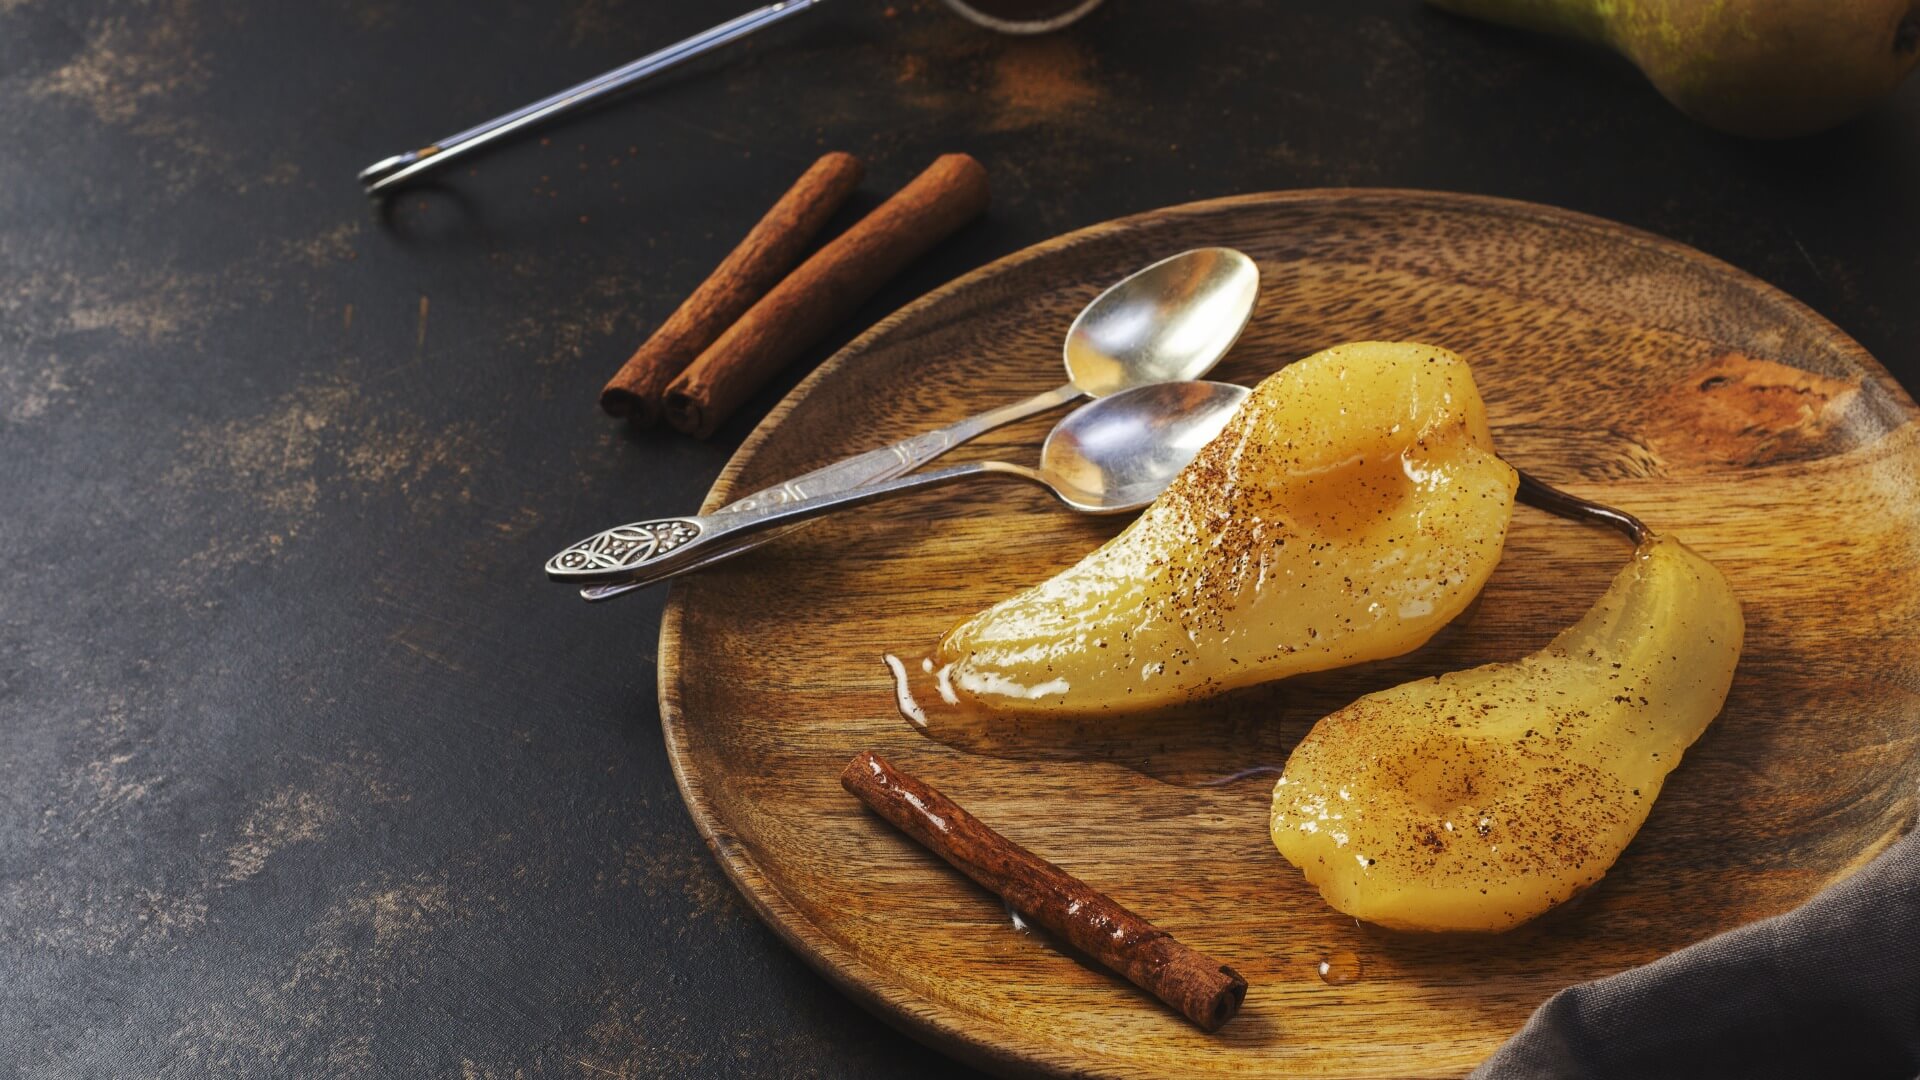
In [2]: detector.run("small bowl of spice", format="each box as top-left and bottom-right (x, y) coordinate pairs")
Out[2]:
(941, 0), (1107, 34)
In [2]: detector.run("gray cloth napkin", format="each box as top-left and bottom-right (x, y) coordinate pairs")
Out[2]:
(1473, 827), (1920, 1080)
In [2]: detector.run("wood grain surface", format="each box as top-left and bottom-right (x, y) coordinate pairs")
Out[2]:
(658, 190), (1920, 1078)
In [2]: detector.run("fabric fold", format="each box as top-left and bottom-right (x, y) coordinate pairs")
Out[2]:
(1474, 824), (1920, 1079)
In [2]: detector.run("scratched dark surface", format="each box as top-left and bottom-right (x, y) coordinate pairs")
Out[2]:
(1, 0), (1917, 1076)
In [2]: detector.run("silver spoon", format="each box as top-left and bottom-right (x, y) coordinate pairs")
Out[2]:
(546, 380), (1252, 588)
(577, 246), (1259, 600)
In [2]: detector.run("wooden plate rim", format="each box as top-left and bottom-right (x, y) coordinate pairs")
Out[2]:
(655, 188), (1915, 1078)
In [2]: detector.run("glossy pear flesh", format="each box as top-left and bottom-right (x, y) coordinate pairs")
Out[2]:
(1428, 0), (1920, 138)
(934, 341), (1518, 716)
(1271, 535), (1743, 932)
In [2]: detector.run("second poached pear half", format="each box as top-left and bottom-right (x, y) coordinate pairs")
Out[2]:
(931, 341), (1519, 715)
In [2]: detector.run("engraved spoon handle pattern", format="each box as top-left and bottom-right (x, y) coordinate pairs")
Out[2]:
(546, 461), (1050, 585)
(576, 383), (1082, 599)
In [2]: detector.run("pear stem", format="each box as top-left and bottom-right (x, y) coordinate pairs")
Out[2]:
(1513, 467), (1649, 545)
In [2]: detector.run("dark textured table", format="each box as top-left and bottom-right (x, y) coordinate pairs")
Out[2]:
(3, 1), (1916, 1076)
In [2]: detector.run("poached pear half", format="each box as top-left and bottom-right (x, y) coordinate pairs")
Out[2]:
(1270, 533), (1743, 932)
(931, 341), (1519, 715)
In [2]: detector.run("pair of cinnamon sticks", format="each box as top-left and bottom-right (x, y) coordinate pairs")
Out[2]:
(600, 152), (990, 438)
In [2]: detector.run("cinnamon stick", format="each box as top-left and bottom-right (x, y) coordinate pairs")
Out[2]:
(840, 751), (1248, 1032)
(664, 154), (990, 438)
(599, 151), (864, 424)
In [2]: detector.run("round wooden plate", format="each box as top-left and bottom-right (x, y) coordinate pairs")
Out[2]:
(658, 190), (1920, 1078)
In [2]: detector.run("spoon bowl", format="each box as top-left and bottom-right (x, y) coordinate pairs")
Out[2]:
(1039, 380), (1251, 512)
(1063, 248), (1260, 396)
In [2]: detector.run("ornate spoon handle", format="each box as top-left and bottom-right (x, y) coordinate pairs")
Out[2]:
(547, 461), (1050, 585)
(575, 383), (1081, 599)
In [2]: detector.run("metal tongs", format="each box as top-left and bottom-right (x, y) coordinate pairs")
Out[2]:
(358, 1), (824, 198)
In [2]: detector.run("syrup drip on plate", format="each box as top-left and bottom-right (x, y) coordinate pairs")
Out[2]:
(1317, 949), (1363, 985)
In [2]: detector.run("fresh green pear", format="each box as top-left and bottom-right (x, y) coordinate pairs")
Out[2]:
(1428, 0), (1920, 138)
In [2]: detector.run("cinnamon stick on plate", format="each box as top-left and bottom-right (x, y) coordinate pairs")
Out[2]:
(840, 750), (1248, 1032)
(599, 151), (864, 424)
(664, 153), (991, 438)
